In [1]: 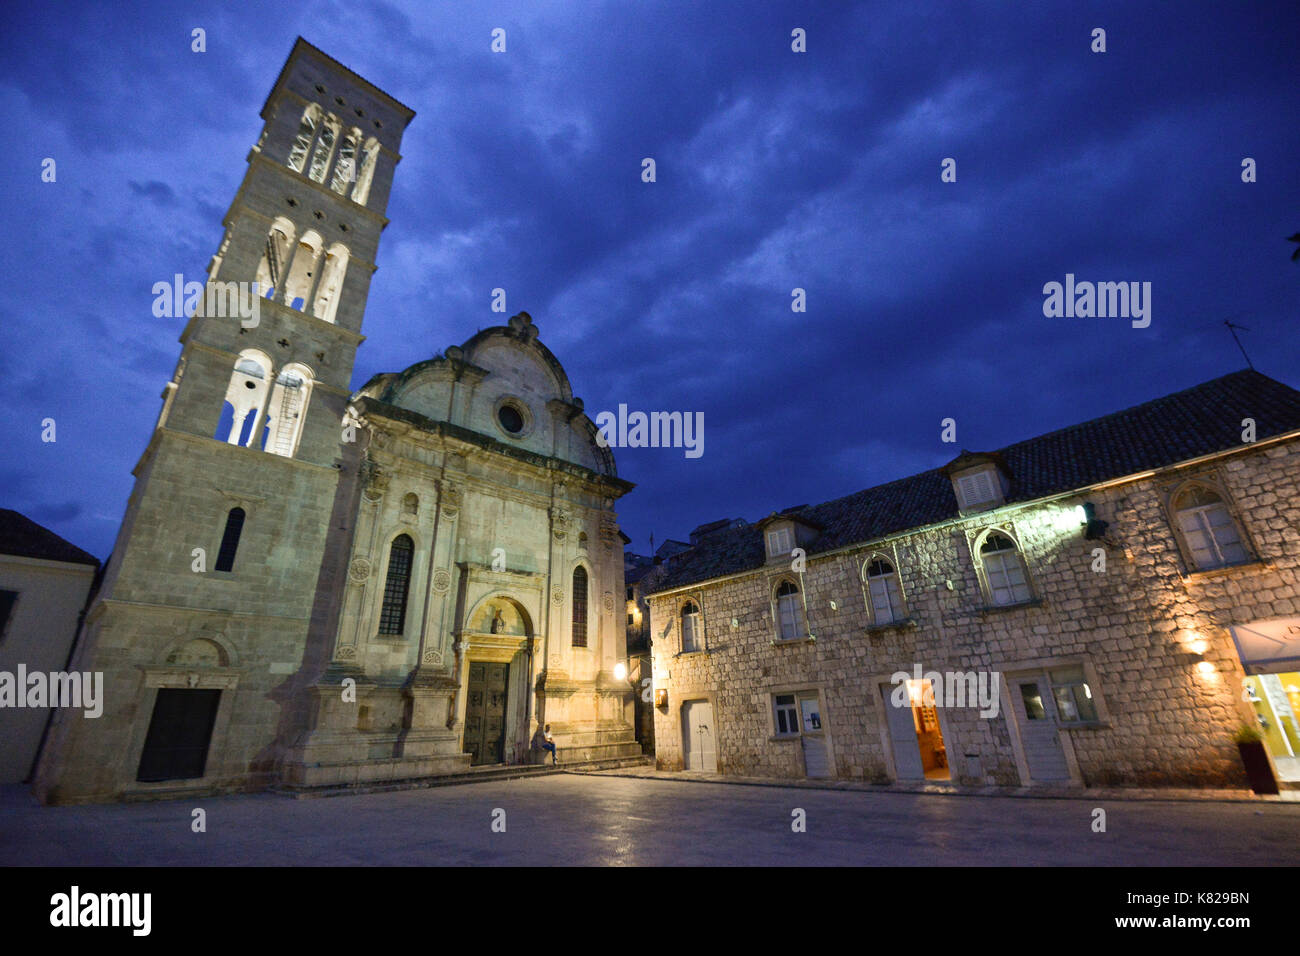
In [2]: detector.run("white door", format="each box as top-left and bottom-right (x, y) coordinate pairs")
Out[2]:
(682, 700), (717, 771)
(1013, 678), (1072, 782)
(881, 681), (925, 781)
(799, 695), (830, 777)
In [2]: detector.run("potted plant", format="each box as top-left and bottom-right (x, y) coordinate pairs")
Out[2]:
(1233, 724), (1279, 795)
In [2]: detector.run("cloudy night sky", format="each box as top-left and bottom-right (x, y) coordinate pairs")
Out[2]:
(3, 1), (1298, 561)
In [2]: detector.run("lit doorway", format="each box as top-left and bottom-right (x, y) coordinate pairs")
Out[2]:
(881, 679), (949, 781)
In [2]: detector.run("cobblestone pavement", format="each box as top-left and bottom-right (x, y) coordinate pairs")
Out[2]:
(2, 774), (1296, 866)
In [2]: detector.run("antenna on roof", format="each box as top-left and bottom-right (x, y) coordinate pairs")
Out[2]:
(1224, 320), (1254, 370)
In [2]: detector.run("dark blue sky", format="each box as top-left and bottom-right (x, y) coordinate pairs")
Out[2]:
(3, 1), (1298, 560)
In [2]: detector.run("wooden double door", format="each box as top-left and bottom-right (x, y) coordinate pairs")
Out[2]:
(464, 661), (510, 765)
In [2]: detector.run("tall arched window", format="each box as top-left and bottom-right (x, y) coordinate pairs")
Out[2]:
(330, 128), (362, 194)
(281, 230), (324, 310)
(310, 243), (349, 324)
(378, 535), (414, 635)
(262, 364), (313, 458)
(216, 350), (271, 447)
(254, 218), (295, 300)
(351, 137), (380, 205)
(287, 104), (322, 173)
(571, 566), (588, 647)
(681, 600), (701, 652)
(980, 533), (1033, 606)
(775, 579), (804, 641)
(865, 556), (905, 624)
(215, 507), (245, 572)
(308, 116), (340, 183)
(1173, 485), (1248, 570)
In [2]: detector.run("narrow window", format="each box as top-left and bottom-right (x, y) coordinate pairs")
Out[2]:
(215, 508), (245, 572)
(330, 130), (360, 194)
(263, 365), (313, 459)
(308, 118), (339, 183)
(865, 557), (905, 624)
(572, 566), (588, 647)
(378, 534), (414, 635)
(681, 601), (701, 652)
(1173, 486), (1248, 570)
(0, 589), (19, 645)
(776, 579), (803, 640)
(774, 694), (799, 735)
(287, 105), (320, 173)
(980, 533), (1032, 605)
(351, 137), (379, 205)
(310, 243), (349, 324)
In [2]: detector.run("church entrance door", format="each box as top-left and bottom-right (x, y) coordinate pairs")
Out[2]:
(465, 661), (510, 765)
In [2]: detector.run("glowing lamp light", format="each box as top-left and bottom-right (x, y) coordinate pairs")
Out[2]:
(613, 662), (627, 681)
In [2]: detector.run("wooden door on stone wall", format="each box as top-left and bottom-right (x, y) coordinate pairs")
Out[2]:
(465, 662), (509, 765)
(136, 689), (222, 782)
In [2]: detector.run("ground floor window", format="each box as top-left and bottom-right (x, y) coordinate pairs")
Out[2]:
(774, 694), (798, 735)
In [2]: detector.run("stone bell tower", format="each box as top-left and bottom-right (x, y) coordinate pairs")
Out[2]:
(35, 39), (415, 803)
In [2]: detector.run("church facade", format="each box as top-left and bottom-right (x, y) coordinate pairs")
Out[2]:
(35, 39), (638, 804)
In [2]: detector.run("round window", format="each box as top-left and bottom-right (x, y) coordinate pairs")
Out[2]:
(498, 404), (525, 434)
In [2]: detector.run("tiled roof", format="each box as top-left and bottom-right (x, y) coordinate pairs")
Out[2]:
(0, 510), (99, 567)
(648, 369), (1300, 594)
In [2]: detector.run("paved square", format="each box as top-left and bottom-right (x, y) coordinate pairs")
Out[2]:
(2, 775), (1296, 866)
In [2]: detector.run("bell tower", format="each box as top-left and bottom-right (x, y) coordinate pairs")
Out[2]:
(163, 37), (414, 465)
(35, 40), (415, 804)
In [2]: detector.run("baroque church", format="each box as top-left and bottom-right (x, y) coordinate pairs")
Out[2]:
(35, 38), (639, 803)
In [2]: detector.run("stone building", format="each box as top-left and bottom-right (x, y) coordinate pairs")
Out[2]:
(34, 38), (636, 804)
(645, 370), (1300, 789)
(0, 511), (99, 783)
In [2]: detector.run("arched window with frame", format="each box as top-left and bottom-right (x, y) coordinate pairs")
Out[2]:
(262, 363), (313, 458)
(216, 350), (271, 447)
(864, 556), (905, 624)
(307, 115), (340, 183)
(351, 137), (380, 206)
(775, 579), (804, 641)
(378, 534), (414, 636)
(1172, 485), (1248, 570)
(214, 507), (245, 572)
(979, 532), (1033, 606)
(681, 600), (701, 652)
(310, 243), (349, 324)
(571, 566), (588, 647)
(254, 218), (295, 300)
(281, 230), (323, 311)
(329, 128), (362, 194)
(287, 104), (322, 173)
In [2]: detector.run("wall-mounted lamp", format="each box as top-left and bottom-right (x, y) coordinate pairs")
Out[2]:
(654, 688), (668, 709)
(613, 661), (628, 681)
(1076, 502), (1110, 540)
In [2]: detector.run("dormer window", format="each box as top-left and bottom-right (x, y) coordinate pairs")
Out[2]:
(955, 468), (1002, 510)
(766, 526), (793, 560)
(945, 452), (1011, 513)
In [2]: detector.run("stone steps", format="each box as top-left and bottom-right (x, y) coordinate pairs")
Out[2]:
(272, 754), (654, 799)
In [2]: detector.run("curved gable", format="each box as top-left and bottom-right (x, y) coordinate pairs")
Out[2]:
(362, 312), (617, 476)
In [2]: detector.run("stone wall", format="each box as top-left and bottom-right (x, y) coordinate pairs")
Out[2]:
(649, 437), (1300, 788)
